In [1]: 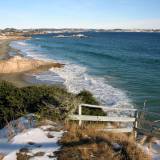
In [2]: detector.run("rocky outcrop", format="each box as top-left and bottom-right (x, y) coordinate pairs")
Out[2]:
(0, 56), (63, 73)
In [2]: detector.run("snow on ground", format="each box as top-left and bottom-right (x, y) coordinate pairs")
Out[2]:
(0, 114), (36, 142)
(0, 115), (159, 160)
(0, 116), (64, 160)
(151, 140), (160, 160)
(141, 139), (160, 160)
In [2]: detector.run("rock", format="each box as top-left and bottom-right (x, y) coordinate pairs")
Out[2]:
(34, 152), (45, 157)
(28, 142), (35, 145)
(47, 133), (55, 138)
(19, 148), (30, 153)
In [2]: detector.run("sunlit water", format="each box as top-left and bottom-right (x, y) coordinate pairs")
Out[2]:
(10, 32), (160, 112)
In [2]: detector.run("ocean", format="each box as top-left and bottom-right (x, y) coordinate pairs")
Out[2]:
(10, 32), (160, 113)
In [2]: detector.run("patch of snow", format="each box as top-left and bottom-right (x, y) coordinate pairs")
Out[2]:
(140, 139), (160, 160)
(152, 140), (160, 160)
(0, 114), (36, 143)
(0, 119), (63, 160)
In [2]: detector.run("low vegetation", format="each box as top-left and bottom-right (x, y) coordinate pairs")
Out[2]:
(76, 90), (106, 116)
(0, 81), (151, 160)
(56, 122), (151, 160)
(0, 81), (103, 128)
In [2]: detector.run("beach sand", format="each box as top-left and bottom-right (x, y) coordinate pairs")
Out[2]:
(0, 40), (20, 86)
(0, 39), (63, 87)
(0, 40), (29, 87)
(0, 40), (11, 59)
(0, 72), (30, 87)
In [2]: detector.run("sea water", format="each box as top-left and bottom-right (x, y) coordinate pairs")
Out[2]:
(10, 32), (160, 112)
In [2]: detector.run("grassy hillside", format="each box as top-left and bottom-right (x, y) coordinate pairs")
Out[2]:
(56, 123), (151, 160)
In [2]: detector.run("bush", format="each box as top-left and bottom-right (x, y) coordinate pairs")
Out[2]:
(77, 90), (106, 116)
(21, 85), (81, 118)
(0, 81), (105, 128)
(77, 90), (99, 105)
(0, 81), (81, 128)
(0, 81), (26, 127)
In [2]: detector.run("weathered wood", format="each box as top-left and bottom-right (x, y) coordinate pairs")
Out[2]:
(69, 103), (160, 137)
(78, 104), (82, 126)
(101, 128), (133, 133)
(69, 115), (136, 122)
(69, 104), (138, 134)
(81, 104), (137, 112)
(134, 111), (139, 138)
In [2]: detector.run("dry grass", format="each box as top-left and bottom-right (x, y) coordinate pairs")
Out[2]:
(16, 153), (31, 160)
(16, 150), (45, 160)
(0, 153), (4, 160)
(16, 148), (31, 160)
(56, 122), (151, 160)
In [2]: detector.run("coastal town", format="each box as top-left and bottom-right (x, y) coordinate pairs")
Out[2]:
(0, 28), (160, 39)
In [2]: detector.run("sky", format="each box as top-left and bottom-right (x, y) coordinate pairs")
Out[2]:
(0, 0), (160, 29)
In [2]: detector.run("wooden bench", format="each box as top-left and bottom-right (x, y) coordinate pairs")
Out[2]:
(69, 104), (138, 134)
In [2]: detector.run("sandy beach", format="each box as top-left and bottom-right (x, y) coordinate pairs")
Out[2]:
(0, 38), (63, 87)
(0, 39), (30, 86)
(0, 40), (11, 59)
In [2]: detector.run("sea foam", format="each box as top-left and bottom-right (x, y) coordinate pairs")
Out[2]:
(54, 34), (87, 38)
(50, 63), (132, 108)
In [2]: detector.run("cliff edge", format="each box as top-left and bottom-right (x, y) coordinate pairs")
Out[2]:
(0, 56), (63, 73)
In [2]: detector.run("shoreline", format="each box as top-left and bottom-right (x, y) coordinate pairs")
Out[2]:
(0, 37), (63, 87)
(0, 39), (28, 87)
(0, 35), (30, 59)
(0, 40), (12, 59)
(0, 35), (133, 109)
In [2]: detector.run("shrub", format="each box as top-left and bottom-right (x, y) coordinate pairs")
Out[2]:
(0, 81), (105, 128)
(21, 85), (81, 120)
(0, 81), (81, 128)
(77, 90), (106, 116)
(0, 81), (26, 128)
(77, 90), (99, 105)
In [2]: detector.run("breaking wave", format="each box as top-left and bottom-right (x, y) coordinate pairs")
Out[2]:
(54, 34), (87, 38)
(50, 63), (132, 108)
(10, 40), (133, 108)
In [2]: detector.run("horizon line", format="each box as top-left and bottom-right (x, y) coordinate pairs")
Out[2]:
(0, 27), (160, 30)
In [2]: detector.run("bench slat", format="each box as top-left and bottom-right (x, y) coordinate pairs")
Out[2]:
(80, 104), (137, 111)
(69, 115), (136, 122)
(102, 128), (133, 133)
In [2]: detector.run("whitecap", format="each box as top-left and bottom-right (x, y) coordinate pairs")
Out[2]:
(10, 41), (54, 62)
(54, 34), (87, 38)
(50, 63), (133, 108)
(15, 41), (28, 46)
